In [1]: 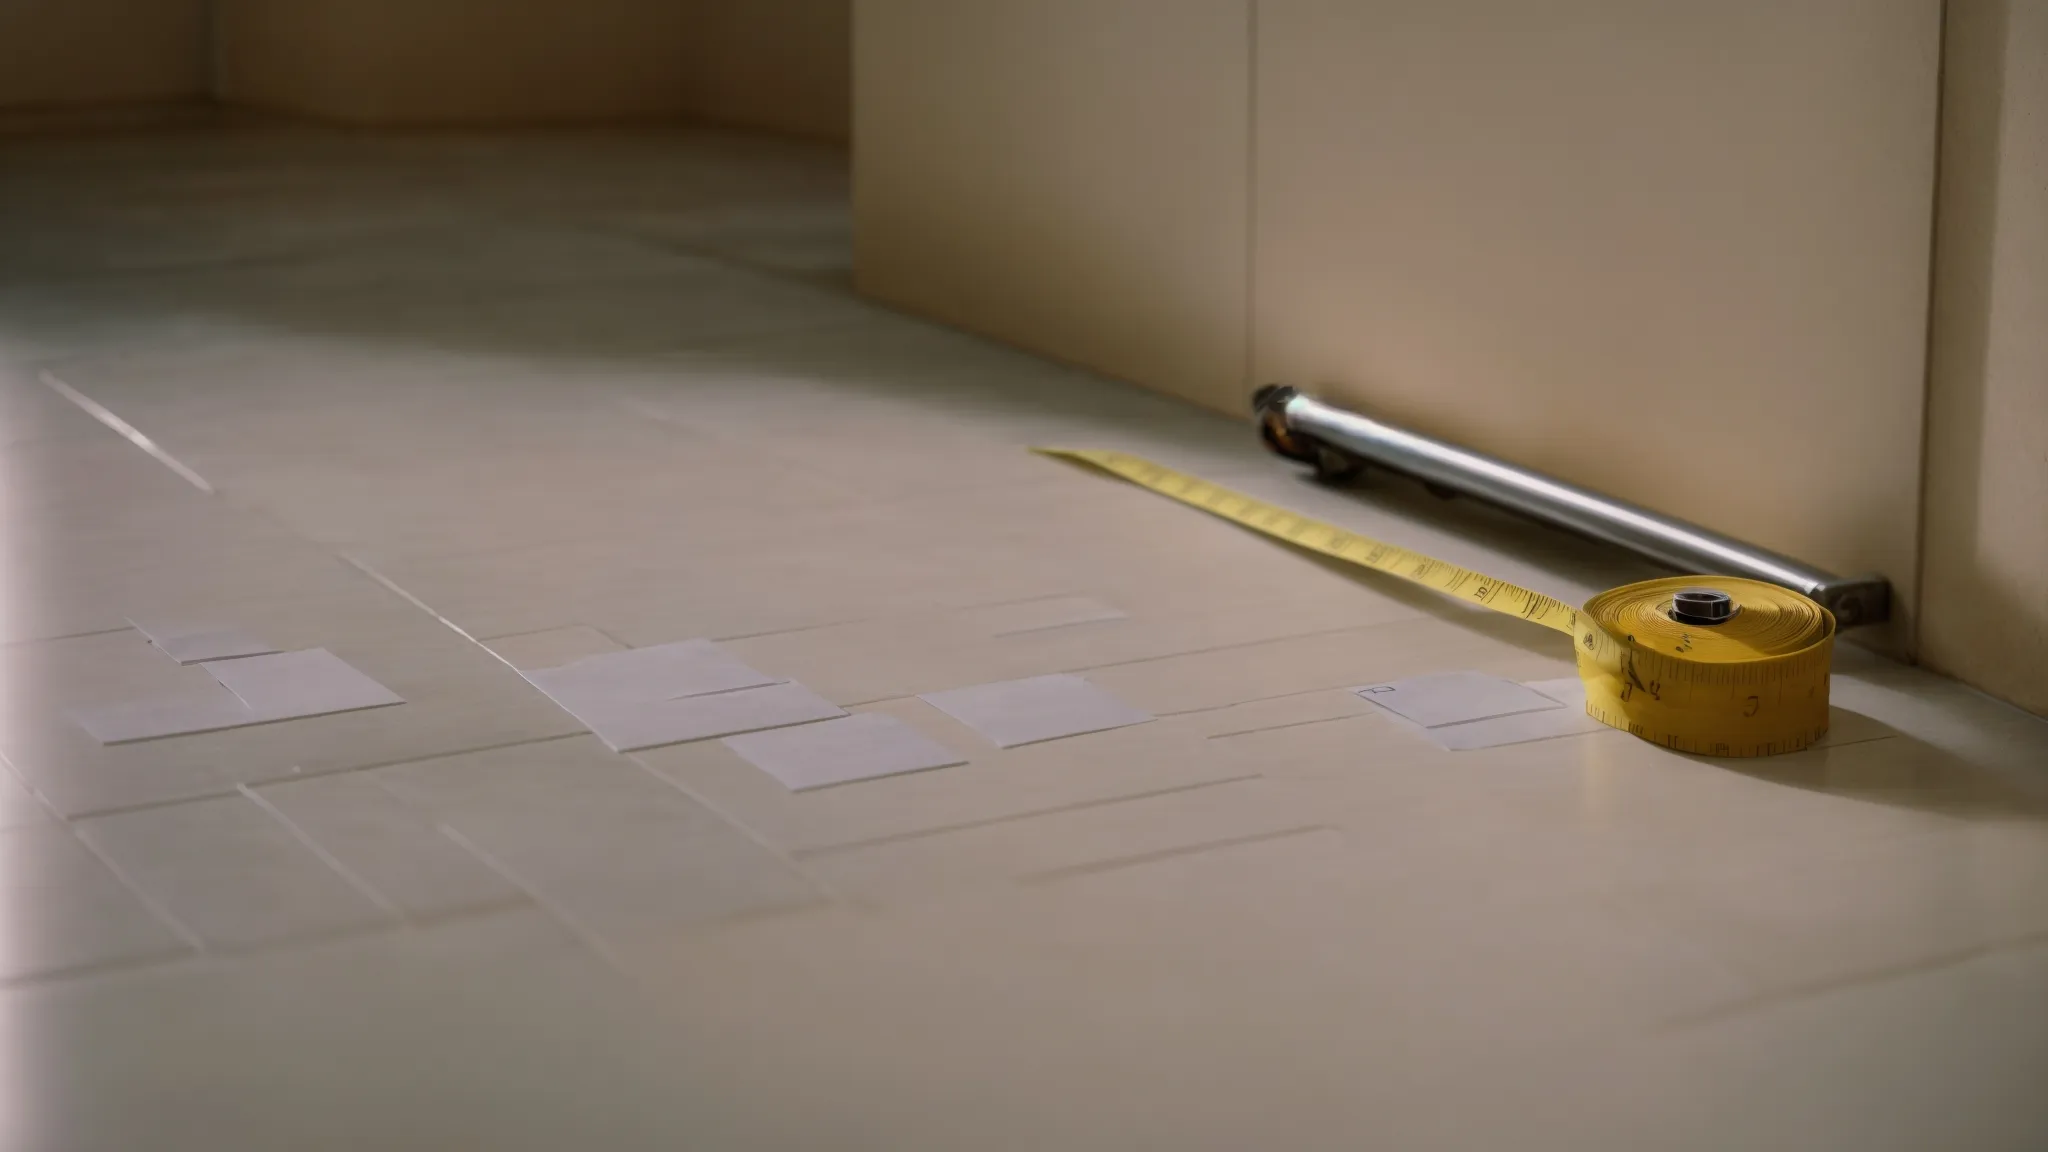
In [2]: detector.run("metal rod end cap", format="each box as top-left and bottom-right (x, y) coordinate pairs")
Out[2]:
(1670, 588), (1737, 626)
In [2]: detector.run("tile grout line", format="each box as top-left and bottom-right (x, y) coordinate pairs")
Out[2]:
(39, 369), (215, 494)
(64, 823), (207, 953)
(342, 731), (589, 773)
(387, 768), (834, 945)
(474, 622), (626, 646)
(790, 774), (1268, 859)
(0, 626), (135, 649)
(656, 678), (794, 702)
(0, 753), (223, 974)
(710, 613), (907, 645)
(433, 823), (630, 974)
(837, 679), (1379, 725)
(1813, 733), (1902, 752)
(1205, 714), (1366, 741)
(0, 747), (76, 827)
(58, 733), (589, 822)
(0, 940), (198, 993)
(626, 754), (848, 905)
(832, 616), (1449, 710)
(336, 552), (523, 675)
(1160, 684), (1378, 719)
(1019, 824), (1337, 885)
(1904, 0), (1953, 664)
(520, 208), (868, 302)
(237, 783), (405, 918)
(0, 896), (538, 993)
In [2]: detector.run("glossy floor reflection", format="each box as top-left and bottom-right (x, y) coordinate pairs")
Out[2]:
(2, 120), (2046, 1151)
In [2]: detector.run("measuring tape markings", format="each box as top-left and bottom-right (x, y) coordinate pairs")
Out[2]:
(1037, 448), (1834, 758)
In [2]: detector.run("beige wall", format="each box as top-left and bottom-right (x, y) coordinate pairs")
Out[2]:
(854, 0), (1945, 653)
(673, 1), (851, 141)
(1252, 0), (1941, 652)
(213, 0), (849, 138)
(0, 0), (207, 110)
(852, 1), (1252, 410)
(1920, 0), (2048, 713)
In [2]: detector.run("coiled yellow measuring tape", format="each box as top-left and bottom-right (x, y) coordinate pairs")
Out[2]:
(1038, 448), (1835, 758)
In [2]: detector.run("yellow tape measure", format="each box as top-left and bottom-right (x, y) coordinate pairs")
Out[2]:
(1038, 448), (1835, 757)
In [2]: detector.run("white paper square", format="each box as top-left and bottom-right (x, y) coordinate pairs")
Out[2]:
(206, 649), (404, 718)
(128, 620), (279, 665)
(70, 649), (404, 744)
(724, 713), (965, 792)
(920, 673), (1153, 748)
(1353, 671), (1562, 729)
(1426, 707), (1608, 751)
(1400, 677), (1606, 751)
(525, 639), (779, 713)
(1523, 678), (1589, 707)
(574, 681), (847, 753)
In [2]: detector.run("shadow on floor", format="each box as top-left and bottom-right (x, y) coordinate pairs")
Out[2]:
(1707, 718), (2048, 822)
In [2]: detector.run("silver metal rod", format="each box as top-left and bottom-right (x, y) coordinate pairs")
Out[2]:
(1252, 387), (1890, 627)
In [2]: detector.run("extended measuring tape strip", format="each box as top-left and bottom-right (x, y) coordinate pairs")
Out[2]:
(1037, 448), (1835, 758)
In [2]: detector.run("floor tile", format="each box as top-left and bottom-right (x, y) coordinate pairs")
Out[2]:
(0, 766), (50, 830)
(0, 909), (724, 1152)
(968, 594), (1127, 637)
(1622, 809), (2048, 995)
(373, 738), (824, 946)
(800, 775), (1324, 904)
(919, 673), (1153, 748)
(252, 773), (524, 918)
(0, 823), (189, 981)
(623, 828), (1754, 1151)
(1492, 942), (2048, 1152)
(5, 606), (584, 816)
(639, 698), (1258, 852)
(75, 794), (391, 948)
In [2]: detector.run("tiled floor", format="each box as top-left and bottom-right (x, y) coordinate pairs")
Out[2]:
(3, 120), (2046, 1151)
